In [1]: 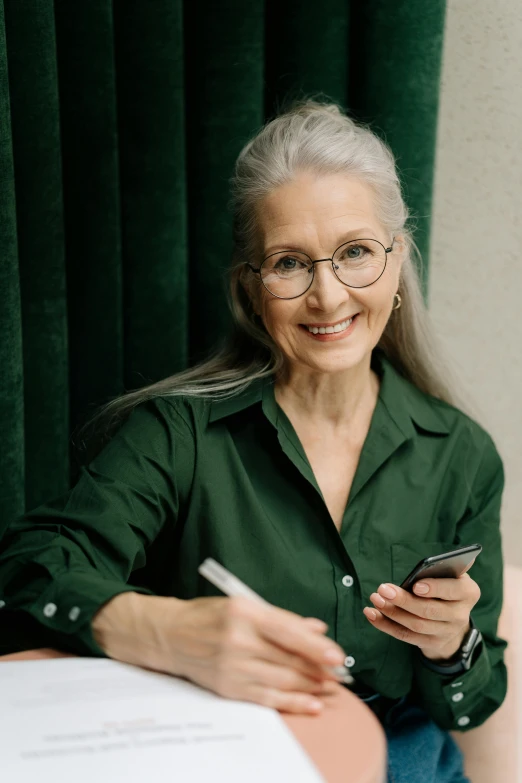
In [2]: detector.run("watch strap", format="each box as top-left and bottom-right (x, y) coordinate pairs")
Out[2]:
(419, 616), (483, 675)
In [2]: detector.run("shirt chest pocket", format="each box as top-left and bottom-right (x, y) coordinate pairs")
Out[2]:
(391, 540), (456, 589)
(374, 540), (454, 695)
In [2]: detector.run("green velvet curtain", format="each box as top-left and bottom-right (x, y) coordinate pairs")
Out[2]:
(0, 0), (446, 537)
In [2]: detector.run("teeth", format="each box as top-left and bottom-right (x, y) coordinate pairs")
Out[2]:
(307, 317), (353, 335)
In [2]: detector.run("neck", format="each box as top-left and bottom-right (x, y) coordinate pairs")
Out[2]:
(274, 353), (380, 431)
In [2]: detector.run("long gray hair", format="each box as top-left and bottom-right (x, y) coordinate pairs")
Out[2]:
(75, 100), (464, 459)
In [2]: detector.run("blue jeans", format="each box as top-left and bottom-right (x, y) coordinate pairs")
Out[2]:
(360, 693), (470, 783)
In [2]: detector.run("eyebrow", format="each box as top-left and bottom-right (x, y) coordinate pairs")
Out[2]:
(264, 227), (379, 256)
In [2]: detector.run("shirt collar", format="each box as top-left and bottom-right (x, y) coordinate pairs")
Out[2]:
(373, 350), (450, 437)
(208, 349), (451, 436)
(208, 378), (265, 423)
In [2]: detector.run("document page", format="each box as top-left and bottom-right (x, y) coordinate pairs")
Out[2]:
(0, 658), (323, 782)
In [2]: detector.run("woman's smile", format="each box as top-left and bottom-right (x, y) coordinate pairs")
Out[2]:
(298, 313), (360, 341)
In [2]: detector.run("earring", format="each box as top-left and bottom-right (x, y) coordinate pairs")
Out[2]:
(392, 293), (402, 311)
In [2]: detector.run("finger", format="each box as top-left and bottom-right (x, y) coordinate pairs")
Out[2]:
(363, 607), (439, 648)
(367, 598), (450, 634)
(261, 617), (346, 670)
(250, 636), (331, 682)
(261, 670), (337, 696)
(370, 590), (454, 623)
(302, 617), (329, 633)
(411, 573), (480, 603)
(375, 577), (475, 617)
(233, 601), (345, 669)
(248, 659), (330, 695)
(247, 685), (324, 715)
(223, 601), (336, 680)
(317, 679), (340, 696)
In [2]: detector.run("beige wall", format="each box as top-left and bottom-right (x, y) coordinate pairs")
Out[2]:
(429, 0), (522, 566)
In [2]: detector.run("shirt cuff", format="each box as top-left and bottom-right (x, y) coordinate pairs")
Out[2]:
(412, 637), (491, 730)
(24, 570), (154, 657)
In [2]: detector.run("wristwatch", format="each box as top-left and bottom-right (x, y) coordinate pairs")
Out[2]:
(419, 616), (483, 675)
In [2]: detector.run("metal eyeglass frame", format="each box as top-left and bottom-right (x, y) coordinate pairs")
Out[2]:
(246, 237), (396, 300)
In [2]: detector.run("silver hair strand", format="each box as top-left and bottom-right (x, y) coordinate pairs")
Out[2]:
(75, 100), (468, 459)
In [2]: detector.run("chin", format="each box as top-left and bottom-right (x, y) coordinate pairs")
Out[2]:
(299, 350), (365, 374)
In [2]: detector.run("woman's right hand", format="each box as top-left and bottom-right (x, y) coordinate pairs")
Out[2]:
(92, 592), (347, 715)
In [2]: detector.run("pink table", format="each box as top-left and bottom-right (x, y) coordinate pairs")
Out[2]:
(0, 649), (387, 783)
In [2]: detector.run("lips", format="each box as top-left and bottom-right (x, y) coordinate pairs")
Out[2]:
(298, 313), (360, 340)
(301, 314), (360, 329)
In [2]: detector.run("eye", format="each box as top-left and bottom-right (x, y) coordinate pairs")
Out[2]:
(275, 255), (305, 270)
(343, 244), (368, 260)
(265, 253), (310, 275)
(334, 243), (379, 268)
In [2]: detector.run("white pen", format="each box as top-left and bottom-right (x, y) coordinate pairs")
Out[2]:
(198, 557), (354, 685)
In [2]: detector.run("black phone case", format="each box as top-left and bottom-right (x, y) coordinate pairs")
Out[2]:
(400, 544), (482, 593)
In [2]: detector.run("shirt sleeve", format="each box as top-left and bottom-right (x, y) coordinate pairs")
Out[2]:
(0, 397), (195, 657)
(411, 431), (508, 732)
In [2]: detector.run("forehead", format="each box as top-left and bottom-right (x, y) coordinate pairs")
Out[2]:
(255, 172), (379, 248)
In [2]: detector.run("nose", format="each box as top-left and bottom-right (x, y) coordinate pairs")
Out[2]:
(305, 259), (351, 308)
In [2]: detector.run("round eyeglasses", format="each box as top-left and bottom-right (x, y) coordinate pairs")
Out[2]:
(247, 238), (395, 299)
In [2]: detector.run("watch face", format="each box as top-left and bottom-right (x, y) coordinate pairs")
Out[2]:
(419, 622), (483, 675)
(462, 628), (480, 656)
(467, 633), (483, 666)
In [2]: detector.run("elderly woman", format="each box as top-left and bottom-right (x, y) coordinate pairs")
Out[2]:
(0, 102), (506, 782)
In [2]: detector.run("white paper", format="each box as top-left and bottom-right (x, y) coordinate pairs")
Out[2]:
(0, 657), (323, 782)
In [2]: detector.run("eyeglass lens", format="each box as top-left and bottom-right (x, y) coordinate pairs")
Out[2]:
(260, 239), (387, 298)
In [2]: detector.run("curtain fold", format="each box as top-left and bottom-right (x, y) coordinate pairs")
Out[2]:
(0, 0), (447, 534)
(3, 0), (68, 514)
(0, 0), (24, 525)
(54, 0), (123, 470)
(348, 1), (447, 292)
(184, 0), (265, 361)
(265, 0), (350, 113)
(113, 0), (188, 385)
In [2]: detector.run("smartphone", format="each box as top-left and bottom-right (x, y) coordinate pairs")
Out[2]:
(399, 543), (482, 593)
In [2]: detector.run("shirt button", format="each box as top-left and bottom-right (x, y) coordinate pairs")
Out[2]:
(68, 606), (81, 622)
(342, 575), (354, 588)
(344, 655), (355, 668)
(43, 602), (57, 618)
(452, 692), (464, 703)
(0, 600), (5, 609)
(457, 716), (470, 727)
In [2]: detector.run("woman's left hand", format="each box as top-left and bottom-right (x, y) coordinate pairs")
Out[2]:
(362, 572), (481, 662)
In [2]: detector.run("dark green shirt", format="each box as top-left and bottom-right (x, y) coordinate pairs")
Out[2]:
(0, 349), (507, 731)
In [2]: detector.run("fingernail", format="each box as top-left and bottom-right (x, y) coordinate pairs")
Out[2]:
(308, 699), (322, 711)
(364, 608), (377, 621)
(379, 584), (396, 599)
(371, 593), (386, 608)
(414, 582), (429, 595)
(331, 664), (350, 678)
